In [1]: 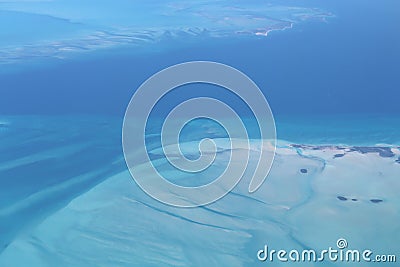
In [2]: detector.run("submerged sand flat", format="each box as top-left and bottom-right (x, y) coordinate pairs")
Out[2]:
(0, 1), (332, 65)
(1, 141), (398, 266)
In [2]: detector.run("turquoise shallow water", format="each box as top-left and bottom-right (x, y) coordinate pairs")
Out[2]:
(0, 115), (399, 266)
(275, 114), (400, 146)
(1, 115), (399, 264)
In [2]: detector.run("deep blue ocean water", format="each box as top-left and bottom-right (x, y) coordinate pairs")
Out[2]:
(1, 1), (399, 116)
(1, 0), (399, 145)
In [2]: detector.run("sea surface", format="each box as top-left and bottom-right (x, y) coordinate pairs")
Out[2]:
(0, 0), (399, 266)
